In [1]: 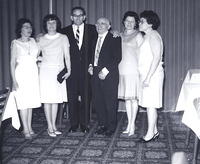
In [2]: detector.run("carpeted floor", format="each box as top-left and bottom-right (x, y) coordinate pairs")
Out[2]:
(1, 107), (199, 164)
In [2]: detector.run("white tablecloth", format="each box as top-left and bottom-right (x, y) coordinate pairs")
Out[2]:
(2, 91), (20, 130)
(176, 69), (200, 139)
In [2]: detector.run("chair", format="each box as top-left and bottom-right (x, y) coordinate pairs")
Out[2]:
(185, 97), (200, 164)
(0, 88), (10, 163)
(0, 88), (10, 127)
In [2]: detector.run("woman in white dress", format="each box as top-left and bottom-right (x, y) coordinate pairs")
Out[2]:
(10, 18), (41, 139)
(118, 11), (143, 136)
(138, 10), (164, 142)
(38, 14), (71, 137)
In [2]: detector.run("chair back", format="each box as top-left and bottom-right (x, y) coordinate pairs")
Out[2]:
(0, 88), (10, 127)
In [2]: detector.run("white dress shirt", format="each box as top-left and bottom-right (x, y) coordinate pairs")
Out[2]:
(94, 31), (109, 76)
(72, 23), (84, 49)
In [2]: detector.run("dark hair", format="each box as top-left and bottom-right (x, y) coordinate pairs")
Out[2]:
(71, 6), (86, 16)
(15, 18), (34, 38)
(122, 11), (139, 29)
(43, 14), (61, 33)
(140, 10), (160, 30)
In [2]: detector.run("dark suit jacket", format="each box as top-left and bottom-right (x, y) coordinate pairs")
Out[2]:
(91, 32), (122, 79)
(61, 24), (97, 92)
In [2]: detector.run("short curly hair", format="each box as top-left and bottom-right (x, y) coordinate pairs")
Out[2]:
(140, 10), (160, 30)
(15, 18), (34, 39)
(122, 11), (139, 29)
(43, 14), (61, 33)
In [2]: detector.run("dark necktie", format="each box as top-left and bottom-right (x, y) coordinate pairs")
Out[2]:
(75, 27), (80, 45)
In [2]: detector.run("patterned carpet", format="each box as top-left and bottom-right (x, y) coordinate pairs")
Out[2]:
(1, 106), (199, 164)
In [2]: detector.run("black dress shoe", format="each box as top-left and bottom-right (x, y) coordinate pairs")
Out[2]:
(139, 132), (160, 143)
(68, 127), (78, 133)
(80, 126), (89, 133)
(95, 126), (107, 135)
(105, 130), (114, 137)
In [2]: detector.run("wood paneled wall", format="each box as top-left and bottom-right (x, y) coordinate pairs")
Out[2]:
(0, 0), (199, 111)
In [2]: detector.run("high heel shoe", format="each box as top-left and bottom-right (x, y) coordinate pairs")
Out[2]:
(128, 128), (135, 136)
(122, 129), (129, 134)
(22, 132), (32, 140)
(30, 130), (37, 137)
(139, 132), (160, 143)
(47, 129), (56, 137)
(153, 132), (159, 140)
(54, 130), (62, 135)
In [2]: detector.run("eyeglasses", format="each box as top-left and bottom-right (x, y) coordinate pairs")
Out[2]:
(95, 22), (108, 26)
(22, 25), (32, 29)
(72, 14), (84, 18)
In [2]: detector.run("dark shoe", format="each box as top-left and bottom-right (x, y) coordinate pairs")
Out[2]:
(68, 126), (78, 133)
(105, 130), (114, 137)
(153, 132), (159, 140)
(80, 125), (89, 133)
(95, 126), (107, 135)
(139, 132), (160, 143)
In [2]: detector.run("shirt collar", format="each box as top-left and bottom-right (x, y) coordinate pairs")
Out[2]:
(98, 31), (108, 39)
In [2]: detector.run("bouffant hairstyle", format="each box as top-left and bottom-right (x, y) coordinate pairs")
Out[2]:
(43, 14), (61, 33)
(122, 11), (139, 29)
(71, 6), (86, 16)
(15, 18), (34, 38)
(140, 10), (160, 30)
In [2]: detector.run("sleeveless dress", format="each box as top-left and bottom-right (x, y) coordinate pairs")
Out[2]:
(38, 33), (69, 103)
(12, 38), (41, 110)
(118, 32), (140, 101)
(138, 31), (164, 108)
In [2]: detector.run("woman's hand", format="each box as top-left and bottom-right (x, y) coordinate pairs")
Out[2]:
(142, 77), (151, 87)
(63, 72), (71, 80)
(37, 56), (43, 62)
(111, 30), (121, 38)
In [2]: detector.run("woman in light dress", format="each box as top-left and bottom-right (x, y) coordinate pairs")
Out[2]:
(38, 14), (71, 137)
(10, 18), (41, 139)
(118, 11), (143, 136)
(138, 10), (164, 142)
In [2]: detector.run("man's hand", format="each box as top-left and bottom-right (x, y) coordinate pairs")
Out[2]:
(88, 65), (93, 75)
(98, 71), (106, 80)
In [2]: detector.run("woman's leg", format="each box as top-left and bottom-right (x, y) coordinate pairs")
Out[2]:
(123, 100), (132, 133)
(144, 107), (158, 140)
(20, 109), (31, 138)
(129, 99), (138, 136)
(44, 103), (53, 132)
(27, 108), (33, 133)
(51, 103), (58, 131)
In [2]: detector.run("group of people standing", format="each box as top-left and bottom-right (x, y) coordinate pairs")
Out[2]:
(10, 6), (164, 143)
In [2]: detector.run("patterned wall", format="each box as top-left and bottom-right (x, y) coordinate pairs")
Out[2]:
(0, 0), (199, 111)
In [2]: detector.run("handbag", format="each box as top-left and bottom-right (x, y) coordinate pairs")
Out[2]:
(57, 57), (68, 83)
(57, 67), (67, 83)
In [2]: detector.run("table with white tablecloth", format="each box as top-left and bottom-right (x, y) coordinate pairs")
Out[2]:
(2, 91), (20, 130)
(176, 69), (200, 139)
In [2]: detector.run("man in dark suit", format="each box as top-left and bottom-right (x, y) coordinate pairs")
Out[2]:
(88, 17), (122, 137)
(61, 7), (97, 133)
